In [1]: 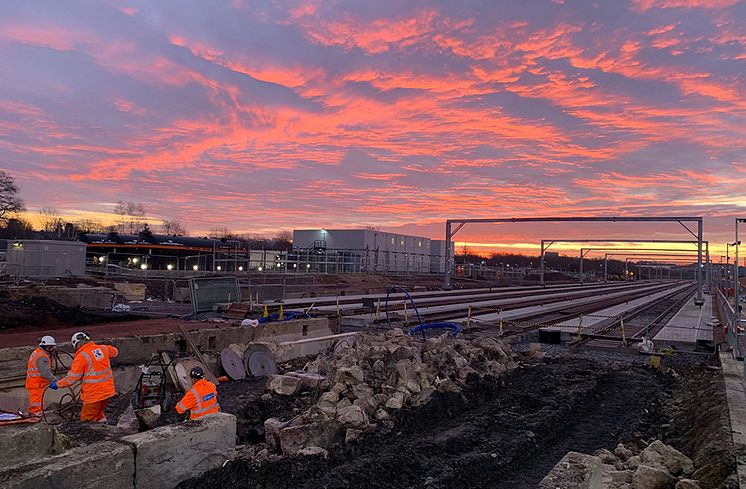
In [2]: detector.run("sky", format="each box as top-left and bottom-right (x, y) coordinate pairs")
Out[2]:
(1, 0), (745, 256)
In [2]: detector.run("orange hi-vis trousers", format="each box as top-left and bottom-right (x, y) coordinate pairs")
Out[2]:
(80, 398), (110, 423)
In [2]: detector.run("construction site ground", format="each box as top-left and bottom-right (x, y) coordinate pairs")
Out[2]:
(179, 347), (736, 489)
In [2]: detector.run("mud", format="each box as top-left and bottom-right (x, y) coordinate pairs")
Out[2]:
(218, 375), (317, 444)
(0, 291), (145, 330)
(179, 355), (679, 489)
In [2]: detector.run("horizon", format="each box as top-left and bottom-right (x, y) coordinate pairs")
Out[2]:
(1, 1), (745, 256)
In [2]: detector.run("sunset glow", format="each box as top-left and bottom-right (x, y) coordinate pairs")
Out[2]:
(1, 1), (744, 254)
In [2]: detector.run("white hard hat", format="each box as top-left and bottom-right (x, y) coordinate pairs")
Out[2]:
(39, 335), (56, 347)
(71, 331), (90, 349)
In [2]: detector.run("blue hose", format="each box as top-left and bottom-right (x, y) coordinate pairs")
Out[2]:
(257, 311), (311, 324)
(407, 322), (461, 338)
(384, 285), (460, 340)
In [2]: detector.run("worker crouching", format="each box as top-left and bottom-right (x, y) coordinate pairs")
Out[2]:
(52, 332), (119, 423)
(25, 335), (58, 416)
(176, 367), (219, 420)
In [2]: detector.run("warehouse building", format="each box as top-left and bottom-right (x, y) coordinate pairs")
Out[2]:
(292, 229), (450, 274)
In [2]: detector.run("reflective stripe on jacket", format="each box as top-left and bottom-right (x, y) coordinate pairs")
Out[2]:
(26, 348), (52, 388)
(57, 342), (119, 403)
(176, 379), (219, 420)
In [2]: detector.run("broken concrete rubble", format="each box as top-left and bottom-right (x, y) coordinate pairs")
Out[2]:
(266, 330), (517, 455)
(538, 451), (603, 489)
(540, 440), (700, 489)
(265, 374), (301, 395)
(134, 405), (161, 430)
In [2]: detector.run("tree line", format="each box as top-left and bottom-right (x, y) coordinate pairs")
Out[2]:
(0, 170), (292, 249)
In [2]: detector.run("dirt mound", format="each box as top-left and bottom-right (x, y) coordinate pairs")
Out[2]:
(179, 355), (674, 489)
(0, 290), (145, 330)
(262, 331), (517, 455)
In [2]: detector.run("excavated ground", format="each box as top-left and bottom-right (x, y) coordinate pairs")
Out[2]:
(180, 350), (731, 489)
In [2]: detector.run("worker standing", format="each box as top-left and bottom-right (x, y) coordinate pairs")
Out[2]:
(175, 367), (219, 420)
(51, 332), (118, 423)
(25, 336), (58, 416)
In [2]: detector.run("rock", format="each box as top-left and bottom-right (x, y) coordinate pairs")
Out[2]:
(385, 392), (405, 410)
(261, 393), (272, 401)
(264, 418), (285, 451)
(596, 448), (618, 464)
(320, 391), (339, 403)
(372, 360), (385, 372)
(285, 372), (327, 388)
(435, 377), (460, 393)
(337, 397), (352, 409)
(278, 420), (345, 455)
(615, 443), (634, 461)
(134, 406), (160, 430)
(374, 408), (390, 420)
(116, 405), (139, 433)
(266, 374), (302, 395)
(640, 440), (694, 476)
(254, 448), (269, 463)
(345, 429), (363, 443)
(632, 464), (677, 489)
(334, 366), (365, 385)
(539, 451), (603, 489)
(628, 455), (641, 469)
(336, 405), (369, 429)
(674, 480), (701, 489)
(297, 446), (329, 458)
(610, 469), (633, 484)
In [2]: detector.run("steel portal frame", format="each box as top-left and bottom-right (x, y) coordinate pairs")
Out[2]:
(444, 217), (705, 303)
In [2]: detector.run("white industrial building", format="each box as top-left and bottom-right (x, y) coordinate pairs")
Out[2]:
(5, 240), (86, 278)
(292, 229), (450, 274)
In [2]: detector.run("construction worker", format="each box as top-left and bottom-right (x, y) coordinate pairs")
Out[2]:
(175, 367), (219, 420)
(50, 332), (118, 423)
(25, 336), (58, 416)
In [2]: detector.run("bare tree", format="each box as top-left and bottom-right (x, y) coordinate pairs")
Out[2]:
(272, 231), (293, 251)
(75, 219), (106, 234)
(161, 219), (186, 235)
(114, 201), (147, 234)
(39, 206), (63, 233)
(0, 170), (25, 223)
(209, 226), (233, 239)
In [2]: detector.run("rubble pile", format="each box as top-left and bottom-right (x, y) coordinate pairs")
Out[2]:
(263, 329), (517, 455)
(541, 439), (708, 489)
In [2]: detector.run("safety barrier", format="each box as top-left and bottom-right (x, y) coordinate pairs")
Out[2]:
(714, 287), (743, 358)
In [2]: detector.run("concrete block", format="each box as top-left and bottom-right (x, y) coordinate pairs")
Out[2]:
(1, 441), (134, 489)
(113, 283), (146, 301)
(278, 420), (345, 455)
(121, 412), (236, 489)
(0, 422), (56, 469)
(539, 451), (603, 489)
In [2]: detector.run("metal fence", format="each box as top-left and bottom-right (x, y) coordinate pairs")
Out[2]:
(714, 285), (744, 359)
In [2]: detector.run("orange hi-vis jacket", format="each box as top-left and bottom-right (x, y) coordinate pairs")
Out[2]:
(26, 348), (54, 388)
(176, 379), (219, 420)
(57, 342), (119, 403)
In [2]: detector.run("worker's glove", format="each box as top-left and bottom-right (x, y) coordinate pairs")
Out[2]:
(49, 381), (58, 390)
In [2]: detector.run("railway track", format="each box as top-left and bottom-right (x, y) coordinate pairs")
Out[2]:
(569, 285), (696, 349)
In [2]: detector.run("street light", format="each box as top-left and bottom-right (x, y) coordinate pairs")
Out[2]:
(238, 266), (243, 271)
(216, 266), (222, 271)
(140, 263), (147, 270)
(193, 265), (199, 271)
(167, 264), (174, 270)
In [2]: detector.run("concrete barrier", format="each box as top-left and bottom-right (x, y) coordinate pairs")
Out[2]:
(0, 422), (57, 469)
(120, 412), (236, 489)
(3, 440), (135, 489)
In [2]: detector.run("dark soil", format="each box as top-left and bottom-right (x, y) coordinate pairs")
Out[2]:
(0, 290), (145, 330)
(218, 376), (318, 444)
(179, 355), (675, 489)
